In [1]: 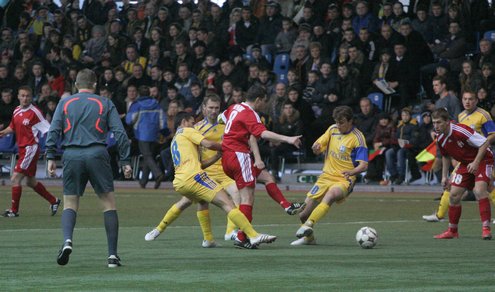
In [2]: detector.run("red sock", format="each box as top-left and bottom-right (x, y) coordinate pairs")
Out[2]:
(239, 204), (253, 222)
(11, 186), (22, 213)
(265, 182), (290, 209)
(478, 198), (491, 226)
(237, 204), (253, 242)
(448, 205), (462, 231)
(33, 182), (57, 204)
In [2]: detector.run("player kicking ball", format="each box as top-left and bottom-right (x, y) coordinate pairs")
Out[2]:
(220, 86), (305, 249)
(291, 106), (368, 245)
(165, 111), (277, 248)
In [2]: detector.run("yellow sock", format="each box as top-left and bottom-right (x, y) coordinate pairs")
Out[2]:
(490, 188), (495, 205)
(225, 207), (238, 235)
(307, 202), (331, 225)
(437, 190), (450, 219)
(197, 209), (214, 241)
(157, 204), (182, 232)
(227, 209), (257, 238)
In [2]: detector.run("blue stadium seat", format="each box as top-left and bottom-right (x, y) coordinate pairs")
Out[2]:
(273, 53), (290, 84)
(0, 133), (18, 176)
(38, 133), (47, 153)
(368, 92), (384, 110)
(483, 30), (495, 42)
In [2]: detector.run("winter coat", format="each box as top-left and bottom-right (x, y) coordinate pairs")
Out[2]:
(126, 96), (168, 142)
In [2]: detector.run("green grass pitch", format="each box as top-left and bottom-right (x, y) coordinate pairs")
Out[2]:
(1, 184), (495, 291)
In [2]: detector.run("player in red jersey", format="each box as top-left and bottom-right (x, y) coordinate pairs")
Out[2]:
(431, 108), (494, 239)
(220, 85), (304, 248)
(0, 86), (60, 217)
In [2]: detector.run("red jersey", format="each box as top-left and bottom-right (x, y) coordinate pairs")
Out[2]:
(437, 122), (494, 164)
(221, 103), (267, 153)
(9, 105), (50, 147)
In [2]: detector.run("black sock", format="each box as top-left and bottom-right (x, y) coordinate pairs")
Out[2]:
(104, 210), (119, 256)
(61, 209), (77, 242)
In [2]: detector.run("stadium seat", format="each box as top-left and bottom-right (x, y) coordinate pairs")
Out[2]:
(368, 92), (393, 113)
(279, 147), (306, 178)
(0, 133), (18, 176)
(368, 92), (384, 110)
(483, 30), (495, 42)
(273, 53), (290, 84)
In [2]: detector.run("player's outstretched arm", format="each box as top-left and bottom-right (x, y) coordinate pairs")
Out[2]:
(260, 130), (302, 148)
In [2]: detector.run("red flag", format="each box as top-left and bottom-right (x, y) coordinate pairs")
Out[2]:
(369, 147), (385, 161)
(421, 160), (435, 171)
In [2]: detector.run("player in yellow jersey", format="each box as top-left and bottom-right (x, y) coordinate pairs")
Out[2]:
(144, 95), (241, 247)
(144, 111), (276, 248)
(423, 91), (495, 230)
(291, 106), (368, 245)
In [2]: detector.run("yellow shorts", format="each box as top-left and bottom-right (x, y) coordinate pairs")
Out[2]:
(206, 167), (236, 189)
(173, 172), (223, 203)
(306, 173), (355, 202)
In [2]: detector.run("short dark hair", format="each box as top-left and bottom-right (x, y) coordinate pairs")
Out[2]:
(333, 106), (354, 122)
(431, 108), (450, 121)
(18, 85), (33, 96)
(138, 85), (150, 96)
(203, 93), (221, 105)
(432, 75), (446, 85)
(245, 85), (266, 102)
(174, 111), (194, 130)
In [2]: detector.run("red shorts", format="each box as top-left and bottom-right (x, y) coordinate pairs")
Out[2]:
(450, 160), (493, 190)
(14, 145), (40, 177)
(222, 151), (262, 189)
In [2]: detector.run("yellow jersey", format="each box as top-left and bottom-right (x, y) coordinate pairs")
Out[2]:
(171, 127), (205, 185)
(316, 125), (368, 177)
(194, 118), (224, 172)
(458, 107), (495, 137)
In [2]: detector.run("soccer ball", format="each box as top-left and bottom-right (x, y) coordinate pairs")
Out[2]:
(355, 226), (378, 249)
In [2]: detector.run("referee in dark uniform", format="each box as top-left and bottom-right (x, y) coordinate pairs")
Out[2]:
(47, 69), (132, 268)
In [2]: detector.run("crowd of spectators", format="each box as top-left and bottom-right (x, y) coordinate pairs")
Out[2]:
(1, 0), (495, 184)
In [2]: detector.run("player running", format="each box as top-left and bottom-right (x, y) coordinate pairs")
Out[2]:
(0, 86), (60, 218)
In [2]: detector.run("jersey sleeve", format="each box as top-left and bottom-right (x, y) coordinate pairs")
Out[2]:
(32, 115), (51, 135)
(354, 130), (369, 162)
(482, 120), (495, 137)
(315, 125), (334, 149)
(185, 128), (206, 145)
(466, 131), (487, 148)
(46, 101), (65, 159)
(107, 99), (131, 162)
(455, 123), (487, 148)
(245, 110), (266, 138)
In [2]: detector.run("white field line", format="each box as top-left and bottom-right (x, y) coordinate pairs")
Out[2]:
(0, 218), (481, 233)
